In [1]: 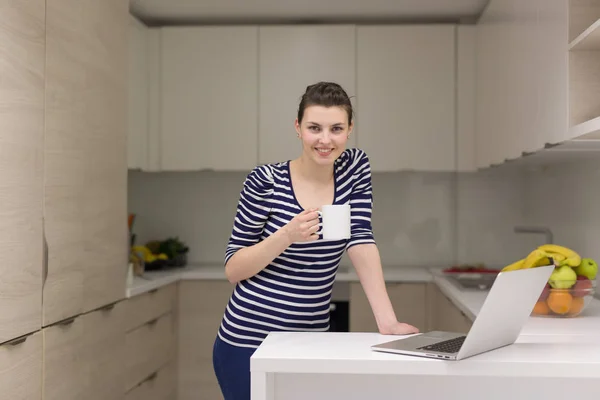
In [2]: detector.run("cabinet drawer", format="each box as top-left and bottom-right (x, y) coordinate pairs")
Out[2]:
(123, 283), (176, 332)
(0, 331), (42, 400)
(125, 312), (174, 391)
(125, 362), (176, 400)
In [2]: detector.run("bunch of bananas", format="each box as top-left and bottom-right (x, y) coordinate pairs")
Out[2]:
(502, 244), (581, 272)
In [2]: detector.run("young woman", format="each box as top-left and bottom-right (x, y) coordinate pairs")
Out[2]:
(212, 81), (419, 399)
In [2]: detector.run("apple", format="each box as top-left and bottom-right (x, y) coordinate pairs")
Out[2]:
(573, 275), (593, 298)
(574, 258), (598, 280)
(538, 283), (551, 302)
(548, 265), (578, 289)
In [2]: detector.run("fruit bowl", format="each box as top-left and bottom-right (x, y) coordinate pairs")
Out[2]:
(531, 277), (597, 318)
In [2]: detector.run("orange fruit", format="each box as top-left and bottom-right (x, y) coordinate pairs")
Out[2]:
(532, 301), (550, 315)
(547, 291), (573, 315)
(568, 297), (585, 315)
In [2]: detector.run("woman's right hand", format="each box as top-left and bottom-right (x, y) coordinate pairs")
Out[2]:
(283, 209), (320, 243)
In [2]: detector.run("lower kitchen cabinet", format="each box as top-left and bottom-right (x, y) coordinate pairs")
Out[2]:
(349, 282), (428, 332)
(123, 283), (177, 396)
(349, 282), (473, 334)
(125, 362), (177, 400)
(177, 280), (233, 400)
(429, 284), (473, 333)
(42, 301), (127, 400)
(0, 331), (42, 400)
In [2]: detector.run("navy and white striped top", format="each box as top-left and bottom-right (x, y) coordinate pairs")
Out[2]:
(218, 148), (376, 348)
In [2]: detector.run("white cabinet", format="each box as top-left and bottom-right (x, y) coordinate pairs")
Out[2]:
(258, 25), (357, 165)
(160, 26), (259, 171)
(128, 15), (149, 170)
(356, 25), (456, 172)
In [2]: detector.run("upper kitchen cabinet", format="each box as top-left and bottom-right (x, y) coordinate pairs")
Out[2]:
(475, 0), (600, 169)
(128, 15), (149, 171)
(0, 0), (45, 343)
(356, 25), (456, 172)
(160, 26), (259, 171)
(45, 0), (128, 325)
(258, 25), (357, 165)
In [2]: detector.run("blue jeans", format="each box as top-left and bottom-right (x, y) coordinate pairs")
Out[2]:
(213, 335), (257, 400)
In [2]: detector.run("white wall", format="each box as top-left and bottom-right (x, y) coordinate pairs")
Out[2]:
(128, 166), (531, 268)
(522, 158), (600, 263)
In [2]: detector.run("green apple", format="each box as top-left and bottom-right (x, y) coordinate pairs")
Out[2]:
(574, 258), (598, 280)
(548, 265), (577, 289)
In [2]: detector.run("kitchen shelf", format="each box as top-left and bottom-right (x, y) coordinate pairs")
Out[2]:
(569, 18), (600, 51)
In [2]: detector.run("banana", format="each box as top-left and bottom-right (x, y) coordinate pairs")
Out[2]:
(522, 249), (553, 269)
(502, 258), (525, 272)
(537, 244), (580, 267)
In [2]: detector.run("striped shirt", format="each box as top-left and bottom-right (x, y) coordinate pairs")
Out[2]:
(218, 148), (376, 348)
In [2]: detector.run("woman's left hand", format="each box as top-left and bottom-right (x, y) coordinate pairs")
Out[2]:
(379, 321), (420, 335)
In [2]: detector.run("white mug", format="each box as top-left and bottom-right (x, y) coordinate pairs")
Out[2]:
(320, 204), (351, 240)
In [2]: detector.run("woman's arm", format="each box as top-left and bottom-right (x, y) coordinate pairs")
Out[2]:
(225, 209), (320, 283)
(347, 243), (419, 335)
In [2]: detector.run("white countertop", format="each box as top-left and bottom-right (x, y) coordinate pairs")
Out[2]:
(250, 331), (600, 377)
(125, 263), (433, 297)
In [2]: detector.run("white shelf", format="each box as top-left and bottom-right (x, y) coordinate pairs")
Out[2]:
(569, 18), (600, 51)
(569, 115), (600, 140)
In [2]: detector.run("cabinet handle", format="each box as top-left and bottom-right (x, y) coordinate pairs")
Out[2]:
(6, 335), (28, 346)
(59, 317), (76, 326)
(148, 288), (158, 294)
(146, 371), (158, 382)
(146, 317), (158, 326)
(100, 303), (115, 312)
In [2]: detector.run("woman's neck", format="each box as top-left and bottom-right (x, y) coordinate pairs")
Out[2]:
(293, 153), (334, 185)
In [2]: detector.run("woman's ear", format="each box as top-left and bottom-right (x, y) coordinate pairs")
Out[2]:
(294, 118), (301, 138)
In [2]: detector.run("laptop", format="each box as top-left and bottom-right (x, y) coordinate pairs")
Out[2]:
(371, 264), (554, 361)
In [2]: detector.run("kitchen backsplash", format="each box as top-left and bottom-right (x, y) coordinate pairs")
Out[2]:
(127, 163), (551, 269)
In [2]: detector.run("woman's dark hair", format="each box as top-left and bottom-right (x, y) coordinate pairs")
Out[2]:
(297, 82), (354, 126)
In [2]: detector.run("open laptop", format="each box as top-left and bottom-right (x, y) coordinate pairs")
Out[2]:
(371, 264), (554, 361)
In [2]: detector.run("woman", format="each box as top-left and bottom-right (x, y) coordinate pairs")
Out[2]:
(212, 81), (419, 399)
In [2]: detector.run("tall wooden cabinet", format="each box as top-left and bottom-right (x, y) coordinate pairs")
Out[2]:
(0, 0), (45, 345)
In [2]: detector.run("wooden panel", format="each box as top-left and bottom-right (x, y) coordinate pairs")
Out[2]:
(42, 317), (86, 400)
(178, 280), (233, 400)
(125, 312), (175, 391)
(81, 0), (129, 313)
(123, 283), (177, 332)
(81, 302), (126, 400)
(44, 0), (87, 326)
(0, 0), (45, 343)
(349, 282), (427, 333)
(0, 331), (42, 400)
(125, 362), (176, 400)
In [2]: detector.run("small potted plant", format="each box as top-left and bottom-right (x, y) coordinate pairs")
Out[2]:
(158, 237), (189, 267)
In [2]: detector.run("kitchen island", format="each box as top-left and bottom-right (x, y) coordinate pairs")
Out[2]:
(250, 274), (600, 400)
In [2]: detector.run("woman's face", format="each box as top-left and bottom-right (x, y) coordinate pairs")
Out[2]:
(295, 105), (352, 166)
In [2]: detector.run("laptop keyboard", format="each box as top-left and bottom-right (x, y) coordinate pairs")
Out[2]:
(418, 336), (466, 353)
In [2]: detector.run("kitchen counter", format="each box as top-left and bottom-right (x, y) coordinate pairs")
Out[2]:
(250, 331), (600, 399)
(125, 263), (434, 297)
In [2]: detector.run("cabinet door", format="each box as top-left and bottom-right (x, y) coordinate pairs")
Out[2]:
(0, 0), (45, 343)
(0, 331), (42, 400)
(80, 0), (129, 314)
(349, 282), (427, 332)
(44, 0), (87, 325)
(160, 26), (259, 171)
(82, 302), (126, 400)
(178, 281), (232, 400)
(356, 25), (455, 172)
(43, 316), (86, 400)
(128, 15), (149, 170)
(258, 25), (357, 165)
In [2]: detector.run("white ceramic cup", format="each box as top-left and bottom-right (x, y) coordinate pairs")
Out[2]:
(320, 204), (351, 240)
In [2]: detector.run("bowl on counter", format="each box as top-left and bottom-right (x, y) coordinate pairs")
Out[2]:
(531, 277), (597, 318)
